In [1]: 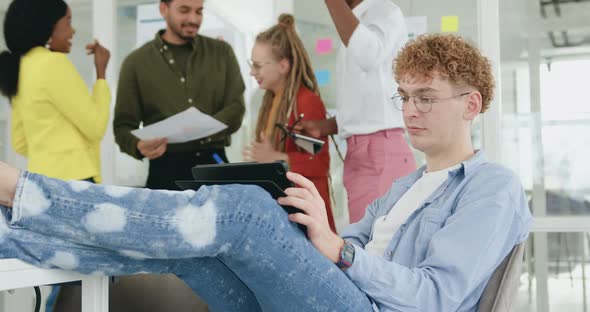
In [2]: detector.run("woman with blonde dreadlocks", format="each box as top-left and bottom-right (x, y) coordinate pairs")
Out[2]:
(243, 14), (336, 232)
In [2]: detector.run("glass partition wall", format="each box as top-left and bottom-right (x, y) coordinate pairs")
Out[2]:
(0, 0), (589, 311)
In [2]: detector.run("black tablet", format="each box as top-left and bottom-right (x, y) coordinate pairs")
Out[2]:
(176, 162), (305, 233)
(190, 161), (293, 190)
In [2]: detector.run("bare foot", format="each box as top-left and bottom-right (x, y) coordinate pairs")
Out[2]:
(0, 162), (20, 208)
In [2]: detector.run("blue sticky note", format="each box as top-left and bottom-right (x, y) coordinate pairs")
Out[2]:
(315, 70), (331, 86)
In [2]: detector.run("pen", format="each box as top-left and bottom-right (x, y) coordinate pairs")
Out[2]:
(212, 153), (225, 164)
(288, 113), (305, 132)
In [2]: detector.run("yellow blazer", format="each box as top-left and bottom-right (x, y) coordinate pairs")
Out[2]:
(11, 47), (110, 182)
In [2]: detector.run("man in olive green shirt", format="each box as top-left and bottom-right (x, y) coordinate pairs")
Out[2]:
(114, 0), (245, 190)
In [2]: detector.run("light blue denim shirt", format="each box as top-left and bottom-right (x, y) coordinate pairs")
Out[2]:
(341, 151), (532, 312)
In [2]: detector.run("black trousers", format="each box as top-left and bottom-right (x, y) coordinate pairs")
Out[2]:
(145, 149), (228, 190)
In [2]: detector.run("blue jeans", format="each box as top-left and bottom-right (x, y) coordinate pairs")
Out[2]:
(0, 172), (373, 311)
(45, 177), (97, 312)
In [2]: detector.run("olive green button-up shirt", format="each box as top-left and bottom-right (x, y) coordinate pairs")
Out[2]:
(113, 31), (246, 159)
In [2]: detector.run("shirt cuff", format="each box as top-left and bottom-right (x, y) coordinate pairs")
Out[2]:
(131, 138), (144, 160)
(344, 243), (372, 281)
(94, 79), (109, 88)
(93, 79), (112, 103)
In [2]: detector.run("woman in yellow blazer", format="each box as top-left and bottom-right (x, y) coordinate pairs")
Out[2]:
(0, 0), (111, 183)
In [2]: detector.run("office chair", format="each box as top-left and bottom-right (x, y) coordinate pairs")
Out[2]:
(477, 242), (526, 312)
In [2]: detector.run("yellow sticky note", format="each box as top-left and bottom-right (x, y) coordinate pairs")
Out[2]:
(441, 16), (459, 33)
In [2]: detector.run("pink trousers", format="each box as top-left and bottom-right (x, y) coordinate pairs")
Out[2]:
(343, 128), (416, 224)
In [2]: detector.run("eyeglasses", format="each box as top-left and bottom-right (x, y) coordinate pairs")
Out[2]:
(391, 92), (471, 113)
(247, 59), (273, 72)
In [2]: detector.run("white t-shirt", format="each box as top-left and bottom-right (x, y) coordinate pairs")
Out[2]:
(335, 0), (408, 138)
(365, 164), (461, 256)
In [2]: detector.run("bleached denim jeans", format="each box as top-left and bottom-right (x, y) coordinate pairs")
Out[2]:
(0, 172), (373, 311)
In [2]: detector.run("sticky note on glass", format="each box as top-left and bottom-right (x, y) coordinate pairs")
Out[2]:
(441, 16), (459, 33)
(315, 38), (333, 55)
(315, 70), (331, 86)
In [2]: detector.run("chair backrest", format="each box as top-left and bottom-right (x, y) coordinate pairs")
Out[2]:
(476, 242), (526, 312)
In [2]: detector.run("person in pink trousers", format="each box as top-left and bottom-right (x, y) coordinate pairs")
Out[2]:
(296, 0), (416, 223)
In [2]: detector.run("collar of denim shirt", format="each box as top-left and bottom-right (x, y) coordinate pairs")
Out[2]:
(395, 150), (488, 189)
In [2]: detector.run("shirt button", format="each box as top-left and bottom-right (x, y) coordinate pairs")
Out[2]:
(163, 45), (168, 50)
(159, 49), (163, 53)
(180, 77), (186, 83)
(196, 152), (201, 157)
(388, 251), (394, 258)
(188, 98), (193, 103)
(207, 138), (212, 142)
(169, 59), (175, 64)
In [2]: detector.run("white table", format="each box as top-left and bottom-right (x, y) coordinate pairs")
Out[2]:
(0, 259), (109, 312)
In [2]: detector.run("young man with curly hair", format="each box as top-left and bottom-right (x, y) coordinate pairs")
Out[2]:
(0, 34), (531, 311)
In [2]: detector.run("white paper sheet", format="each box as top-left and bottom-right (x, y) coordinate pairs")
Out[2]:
(131, 107), (227, 143)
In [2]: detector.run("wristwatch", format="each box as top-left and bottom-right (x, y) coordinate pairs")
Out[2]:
(336, 241), (356, 271)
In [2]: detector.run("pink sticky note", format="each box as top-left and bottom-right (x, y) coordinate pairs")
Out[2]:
(315, 39), (333, 55)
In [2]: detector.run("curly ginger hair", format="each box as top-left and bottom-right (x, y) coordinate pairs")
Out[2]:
(394, 34), (495, 113)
